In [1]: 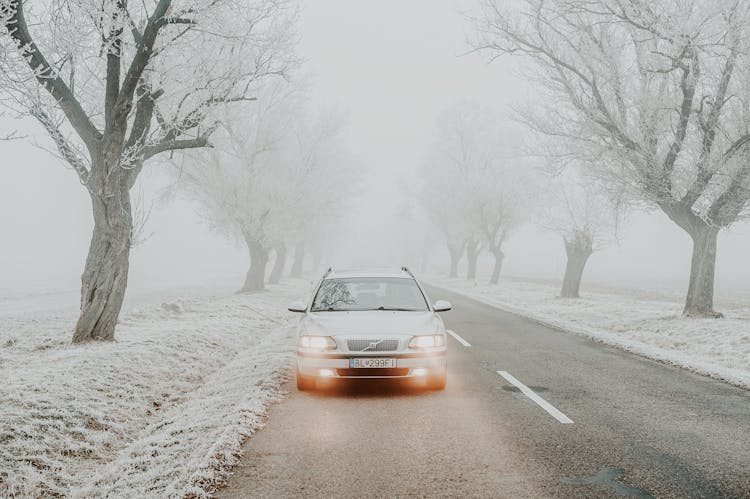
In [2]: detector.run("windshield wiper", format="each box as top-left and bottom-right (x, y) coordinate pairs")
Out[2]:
(312, 307), (369, 312)
(311, 306), (420, 312)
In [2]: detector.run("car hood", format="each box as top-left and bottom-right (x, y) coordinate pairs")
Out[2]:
(301, 311), (442, 336)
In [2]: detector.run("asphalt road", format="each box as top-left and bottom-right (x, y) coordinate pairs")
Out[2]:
(219, 285), (750, 498)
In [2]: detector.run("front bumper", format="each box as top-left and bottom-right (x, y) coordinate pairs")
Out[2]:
(297, 351), (447, 379)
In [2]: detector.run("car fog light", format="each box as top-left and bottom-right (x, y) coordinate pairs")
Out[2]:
(319, 368), (335, 377)
(412, 368), (428, 376)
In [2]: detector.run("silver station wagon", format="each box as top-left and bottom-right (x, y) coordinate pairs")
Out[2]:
(288, 267), (452, 390)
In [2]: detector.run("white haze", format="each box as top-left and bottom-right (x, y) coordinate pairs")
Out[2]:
(1, 0), (749, 303)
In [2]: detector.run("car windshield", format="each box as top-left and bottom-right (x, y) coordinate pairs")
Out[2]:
(310, 277), (429, 312)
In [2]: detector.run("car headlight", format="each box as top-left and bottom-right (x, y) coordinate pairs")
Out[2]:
(408, 334), (446, 349)
(298, 335), (337, 350)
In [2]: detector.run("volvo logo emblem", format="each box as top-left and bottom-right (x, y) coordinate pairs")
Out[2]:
(362, 339), (384, 352)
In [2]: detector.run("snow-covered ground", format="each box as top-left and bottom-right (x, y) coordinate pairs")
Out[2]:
(424, 275), (750, 389)
(0, 279), (311, 498)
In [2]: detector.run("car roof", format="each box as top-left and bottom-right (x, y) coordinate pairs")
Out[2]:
(325, 267), (414, 279)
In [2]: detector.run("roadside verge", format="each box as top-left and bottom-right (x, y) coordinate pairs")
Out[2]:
(423, 276), (750, 390)
(0, 279), (311, 498)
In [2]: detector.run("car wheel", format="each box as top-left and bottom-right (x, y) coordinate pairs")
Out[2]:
(426, 370), (447, 390)
(296, 369), (315, 391)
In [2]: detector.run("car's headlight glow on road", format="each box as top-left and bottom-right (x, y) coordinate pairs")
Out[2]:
(408, 334), (446, 349)
(299, 335), (337, 350)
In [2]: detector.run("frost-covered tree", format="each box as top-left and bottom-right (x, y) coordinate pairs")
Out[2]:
(421, 103), (482, 278)
(471, 0), (750, 316)
(390, 183), (443, 273)
(538, 169), (622, 298)
(476, 172), (526, 284)
(176, 84), (354, 292)
(281, 105), (360, 281)
(420, 100), (526, 281)
(0, 0), (298, 341)
(284, 126), (359, 280)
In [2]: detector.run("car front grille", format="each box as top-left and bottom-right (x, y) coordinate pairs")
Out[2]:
(337, 368), (410, 377)
(347, 339), (399, 352)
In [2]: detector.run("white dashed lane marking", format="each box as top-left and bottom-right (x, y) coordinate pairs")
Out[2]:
(497, 370), (574, 424)
(447, 329), (471, 347)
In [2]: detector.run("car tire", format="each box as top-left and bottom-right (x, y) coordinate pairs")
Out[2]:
(426, 370), (447, 390)
(296, 369), (315, 391)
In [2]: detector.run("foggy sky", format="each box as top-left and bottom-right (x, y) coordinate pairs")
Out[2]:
(1, 0), (749, 301)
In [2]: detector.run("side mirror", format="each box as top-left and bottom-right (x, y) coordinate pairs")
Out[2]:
(433, 300), (452, 312)
(288, 301), (307, 313)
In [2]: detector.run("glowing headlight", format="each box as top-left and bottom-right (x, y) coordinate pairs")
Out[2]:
(298, 335), (337, 350)
(408, 334), (446, 349)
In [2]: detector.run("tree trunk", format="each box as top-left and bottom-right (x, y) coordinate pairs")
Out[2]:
(241, 236), (269, 292)
(662, 204), (722, 317)
(684, 225), (720, 317)
(489, 249), (504, 285)
(73, 186), (132, 343)
(291, 241), (305, 278)
(268, 243), (287, 284)
(448, 244), (462, 278)
(466, 239), (480, 280)
(560, 235), (592, 298)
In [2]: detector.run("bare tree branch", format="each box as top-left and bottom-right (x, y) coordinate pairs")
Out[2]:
(114, 0), (172, 123)
(3, 0), (102, 153)
(29, 105), (90, 183)
(143, 135), (211, 159)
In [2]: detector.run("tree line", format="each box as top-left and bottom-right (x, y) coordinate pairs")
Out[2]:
(2, 0), (749, 346)
(173, 81), (358, 293)
(421, 0), (750, 316)
(0, 0), (343, 342)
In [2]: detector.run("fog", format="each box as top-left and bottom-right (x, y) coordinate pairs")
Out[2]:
(1, 0), (749, 303)
(4, 2), (750, 497)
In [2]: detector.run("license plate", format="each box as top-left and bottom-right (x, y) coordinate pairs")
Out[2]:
(349, 357), (396, 368)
